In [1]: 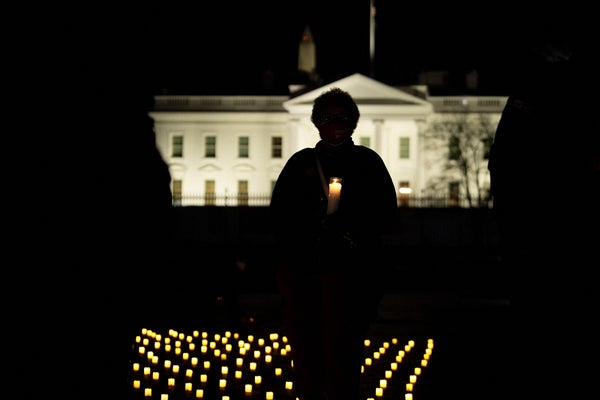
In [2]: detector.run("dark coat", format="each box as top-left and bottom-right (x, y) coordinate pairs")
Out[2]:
(269, 138), (398, 271)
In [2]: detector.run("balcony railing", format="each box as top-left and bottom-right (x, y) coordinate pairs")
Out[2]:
(172, 194), (493, 208)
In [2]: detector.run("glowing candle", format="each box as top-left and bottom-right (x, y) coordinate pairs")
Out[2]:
(133, 380), (141, 389)
(285, 381), (293, 390)
(406, 383), (413, 392)
(327, 177), (342, 214)
(266, 391), (274, 399)
(195, 389), (203, 398)
(144, 388), (152, 397)
(245, 384), (252, 394)
(185, 382), (192, 392)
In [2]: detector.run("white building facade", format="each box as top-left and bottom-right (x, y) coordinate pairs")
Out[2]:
(150, 73), (506, 207)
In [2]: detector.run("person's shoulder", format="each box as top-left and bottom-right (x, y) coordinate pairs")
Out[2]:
(286, 147), (315, 162)
(354, 145), (383, 159)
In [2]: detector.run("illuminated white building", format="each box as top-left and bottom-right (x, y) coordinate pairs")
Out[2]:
(150, 73), (506, 206)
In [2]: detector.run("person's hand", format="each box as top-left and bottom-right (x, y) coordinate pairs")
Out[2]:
(320, 212), (358, 249)
(321, 211), (343, 232)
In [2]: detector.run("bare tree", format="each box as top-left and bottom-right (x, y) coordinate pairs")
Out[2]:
(423, 112), (497, 207)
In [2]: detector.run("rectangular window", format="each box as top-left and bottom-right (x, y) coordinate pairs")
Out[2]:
(238, 136), (249, 158)
(205, 180), (216, 206)
(448, 136), (461, 160)
(171, 135), (183, 158)
(398, 181), (411, 207)
(359, 137), (371, 147)
(172, 179), (182, 206)
(482, 137), (493, 160)
(449, 181), (460, 207)
(399, 137), (410, 159)
(238, 180), (249, 206)
(205, 136), (216, 158)
(271, 136), (282, 158)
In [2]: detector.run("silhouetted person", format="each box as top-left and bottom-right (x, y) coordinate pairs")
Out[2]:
(269, 88), (398, 400)
(13, 13), (174, 400)
(488, 23), (599, 398)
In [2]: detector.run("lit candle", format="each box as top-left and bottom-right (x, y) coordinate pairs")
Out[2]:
(327, 177), (342, 214)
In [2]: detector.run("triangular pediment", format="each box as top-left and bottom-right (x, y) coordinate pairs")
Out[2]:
(284, 73), (432, 115)
(198, 163), (221, 172)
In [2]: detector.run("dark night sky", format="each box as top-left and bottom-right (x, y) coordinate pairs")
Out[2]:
(20, 1), (596, 99)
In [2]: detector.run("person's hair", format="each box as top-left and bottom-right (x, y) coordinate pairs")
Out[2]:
(311, 87), (360, 131)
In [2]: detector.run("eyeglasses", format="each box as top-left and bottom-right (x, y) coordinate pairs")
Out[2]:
(316, 114), (351, 127)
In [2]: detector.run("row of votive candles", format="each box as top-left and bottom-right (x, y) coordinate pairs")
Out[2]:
(131, 328), (434, 399)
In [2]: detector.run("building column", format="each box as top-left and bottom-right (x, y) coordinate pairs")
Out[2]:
(414, 118), (427, 195)
(288, 118), (301, 155)
(373, 118), (383, 156)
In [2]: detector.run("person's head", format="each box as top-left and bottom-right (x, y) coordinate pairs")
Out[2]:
(311, 87), (360, 146)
